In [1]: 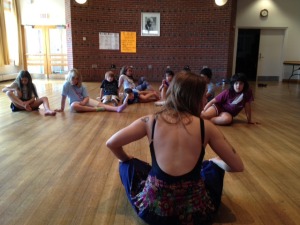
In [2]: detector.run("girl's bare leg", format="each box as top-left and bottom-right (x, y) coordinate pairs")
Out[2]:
(71, 95), (128, 113)
(201, 106), (218, 120)
(211, 112), (233, 125)
(71, 103), (98, 112)
(97, 98), (128, 113)
(31, 97), (56, 116)
(140, 92), (160, 103)
(201, 106), (232, 125)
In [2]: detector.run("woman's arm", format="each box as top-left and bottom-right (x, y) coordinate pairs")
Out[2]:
(106, 116), (150, 162)
(205, 120), (244, 172)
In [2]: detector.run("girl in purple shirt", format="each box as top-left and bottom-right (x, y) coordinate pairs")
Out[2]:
(201, 73), (256, 125)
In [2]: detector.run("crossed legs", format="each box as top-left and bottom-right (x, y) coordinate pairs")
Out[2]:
(6, 91), (56, 116)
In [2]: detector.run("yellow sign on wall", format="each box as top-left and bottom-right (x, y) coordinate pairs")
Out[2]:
(121, 32), (136, 53)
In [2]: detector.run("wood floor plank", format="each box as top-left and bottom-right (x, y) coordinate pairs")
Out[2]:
(0, 79), (299, 225)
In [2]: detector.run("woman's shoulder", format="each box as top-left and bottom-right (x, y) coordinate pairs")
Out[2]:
(131, 114), (155, 131)
(141, 114), (155, 120)
(137, 114), (156, 126)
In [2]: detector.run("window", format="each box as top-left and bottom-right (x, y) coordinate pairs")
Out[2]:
(4, 0), (18, 64)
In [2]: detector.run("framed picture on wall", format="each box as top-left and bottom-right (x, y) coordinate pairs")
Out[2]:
(141, 12), (160, 36)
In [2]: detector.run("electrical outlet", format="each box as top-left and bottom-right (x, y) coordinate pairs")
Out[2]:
(92, 64), (97, 68)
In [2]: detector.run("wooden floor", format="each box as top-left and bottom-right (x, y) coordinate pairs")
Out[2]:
(0, 79), (299, 225)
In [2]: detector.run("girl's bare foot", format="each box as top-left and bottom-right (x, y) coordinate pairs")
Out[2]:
(45, 110), (56, 116)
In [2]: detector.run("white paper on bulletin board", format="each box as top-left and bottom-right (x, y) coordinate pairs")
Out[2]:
(99, 32), (119, 50)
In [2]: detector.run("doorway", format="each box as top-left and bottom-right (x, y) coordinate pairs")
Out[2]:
(235, 29), (260, 81)
(235, 28), (285, 82)
(23, 25), (68, 78)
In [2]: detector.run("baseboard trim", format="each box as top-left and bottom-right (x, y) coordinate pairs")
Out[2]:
(282, 79), (300, 83)
(257, 76), (279, 81)
(0, 73), (18, 82)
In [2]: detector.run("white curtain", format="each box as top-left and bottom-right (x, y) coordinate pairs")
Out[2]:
(0, 0), (10, 66)
(12, 0), (23, 66)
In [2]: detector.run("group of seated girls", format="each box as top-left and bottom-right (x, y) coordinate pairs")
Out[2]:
(1, 69), (128, 116)
(2, 66), (257, 126)
(95, 65), (174, 106)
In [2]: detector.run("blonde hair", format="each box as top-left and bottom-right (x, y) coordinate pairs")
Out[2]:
(105, 71), (115, 80)
(66, 68), (82, 87)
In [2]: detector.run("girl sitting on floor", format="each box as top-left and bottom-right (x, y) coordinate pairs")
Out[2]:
(2, 70), (56, 116)
(55, 69), (128, 113)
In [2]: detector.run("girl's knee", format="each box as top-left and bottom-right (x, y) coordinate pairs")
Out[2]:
(40, 96), (49, 102)
(201, 111), (209, 119)
(6, 91), (15, 97)
(220, 113), (233, 125)
(201, 109), (216, 120)
(70, 103), (79, 111)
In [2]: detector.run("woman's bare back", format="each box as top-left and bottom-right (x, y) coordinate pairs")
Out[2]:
(152, 115), (203, 176)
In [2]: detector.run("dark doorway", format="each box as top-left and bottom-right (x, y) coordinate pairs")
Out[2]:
(235, 29), (260, 81)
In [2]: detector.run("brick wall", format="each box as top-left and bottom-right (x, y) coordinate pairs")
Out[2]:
(65, 0), (237, 82)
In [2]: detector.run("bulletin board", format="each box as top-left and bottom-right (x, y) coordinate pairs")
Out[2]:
(99, 32), (119, 50)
